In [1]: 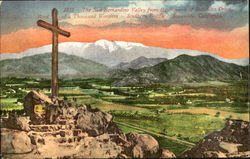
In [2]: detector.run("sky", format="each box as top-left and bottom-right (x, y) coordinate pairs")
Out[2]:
(0, 0), (249, 59)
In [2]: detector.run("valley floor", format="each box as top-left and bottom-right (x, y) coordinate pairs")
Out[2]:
(0, 78), (248, 155)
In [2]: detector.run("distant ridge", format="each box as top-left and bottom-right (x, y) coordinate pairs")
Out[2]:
(0, 53), (110, 79)
(1, 40), (248, 66)
(113, 56), (167, 70)
(111, 55), (249, 86)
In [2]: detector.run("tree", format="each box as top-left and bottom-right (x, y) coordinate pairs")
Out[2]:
(155, 110), (160, 115)
(215, 111), (220, 117)
(73, 98), (77, 102)
(63, 96), (68, 101)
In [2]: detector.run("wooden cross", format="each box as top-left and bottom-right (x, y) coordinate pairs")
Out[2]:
(37, 8), (70, 97)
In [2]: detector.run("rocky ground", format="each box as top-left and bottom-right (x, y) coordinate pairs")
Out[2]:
(0, 91), (174, 158)
(180, 119), (250, 158)
(1, 90), (249, 158)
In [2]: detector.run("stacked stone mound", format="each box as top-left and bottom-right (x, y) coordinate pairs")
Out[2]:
(180, 120), (250, 158)
(1, 90), (174, 158)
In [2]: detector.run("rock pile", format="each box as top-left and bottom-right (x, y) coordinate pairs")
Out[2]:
(1, 90), (174, 158)
(180, 119), (250, 158)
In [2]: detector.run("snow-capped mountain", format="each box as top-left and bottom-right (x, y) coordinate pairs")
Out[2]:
(1, 40), (248, 66)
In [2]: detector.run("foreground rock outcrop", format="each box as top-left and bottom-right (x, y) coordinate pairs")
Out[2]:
(1, 128), (32, 154)
(180, 120), (250, 158)
(1, 90), (171, 158)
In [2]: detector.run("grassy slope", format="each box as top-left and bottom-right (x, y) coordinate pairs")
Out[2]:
(110, 110), (225, 143)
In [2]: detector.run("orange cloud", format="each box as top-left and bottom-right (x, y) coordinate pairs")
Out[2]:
(1, 24), (248, 59)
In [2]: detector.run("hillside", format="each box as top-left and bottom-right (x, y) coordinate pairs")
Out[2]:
(113, 56), (167, 70)
(0, 53), (110, 79)
(111, 55), (249, 86)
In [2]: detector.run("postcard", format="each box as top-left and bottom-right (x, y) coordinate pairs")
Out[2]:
(0, 0), (249, 158)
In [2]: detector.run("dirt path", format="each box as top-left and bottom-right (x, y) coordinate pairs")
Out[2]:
(114, 121), (195, 147)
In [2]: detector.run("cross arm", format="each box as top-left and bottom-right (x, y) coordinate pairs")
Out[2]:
(37, 20), (70, 37)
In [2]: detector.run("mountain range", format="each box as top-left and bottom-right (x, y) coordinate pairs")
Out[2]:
(0, 40), (248, 85)
(0, 53), (110, 79)
(111, 55), (249, 86)
(113, 56), (167, 70)
(1, 40), (248, 66)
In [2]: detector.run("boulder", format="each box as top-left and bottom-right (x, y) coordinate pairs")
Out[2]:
(126, 133), (160, 158)
(2, 114), (30, 131)
(160, 149), (176, 158)
(75, 109), (113, 136)
(180, 120), (250, 158)
(45, 104), (62, 124)
(24, 90), (53, 124)
(132, 144), (144, 158)
(1, 128), (32, 154)
(107, 121), (125, 135)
